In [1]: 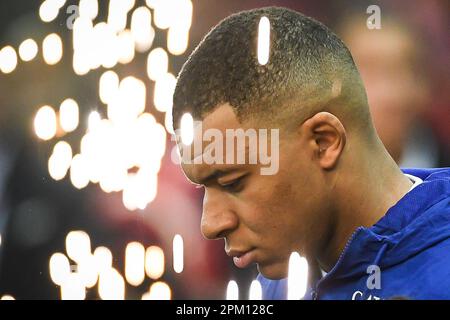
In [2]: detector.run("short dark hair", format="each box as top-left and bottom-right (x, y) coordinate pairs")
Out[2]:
(173, 6), (369, 132)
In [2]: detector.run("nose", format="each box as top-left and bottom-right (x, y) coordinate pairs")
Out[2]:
(201, 188), (238, 240)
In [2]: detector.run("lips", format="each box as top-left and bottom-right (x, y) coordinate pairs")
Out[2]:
(227, 249), (255, 269)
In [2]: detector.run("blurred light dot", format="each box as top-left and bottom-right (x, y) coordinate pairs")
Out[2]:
(226, 280), (239, 300)
(90, 22), (118, 69)
(257, 16), (270, 65)
(18, 39), (38, 62)
(88, 111), (101, 131)
(180, 113), (193, 145)
(43, 33), (63, 65)
(135, 114), (166, 168)
(119, 76), (146, 118)
(99, 166), (127, 193)
(173, 0), (192, 29)
(145, 0), (158, 8)
(99, 71), (119, 105)
(288, 252), (308, 300)
(146, 47), (168, 81)
(72, 17), (93, 75)
(79, 0), (98, 20)
(131, 6), (154, 52)
(101, 27), (119, 69)
(78, 254), (98, 288)
(72, 52), (90, 76)
(39, 1), (60, 23)
(49, 252), (71, 286)
(125, 0), (136, 11)
(173, 234), (183, 273)
(48, 141), (73, 180)
(70, 154), (90, 189)
(125, 242), (145, 286)
(59, 98), (79, 132)
(0, 295), (15, 300)
(98, 268), (125, 300)
(153, 0), (171, 30)
(144, 281), (171, 300)
(73, 16), (93, 51)
(145, 246), (165, 280)
(93, 246), (113, 273)
(0, 46), (18, 74)
(60, 273), (86, 300)
(164, 107), (174, 134)
(153, 72), (176, 112)
(117, 30), (135, 64)
(34, 105), (57, 140)
(122, 170), (158, 211)
(53, 141), (73, 163)
(52, 0), (67, 9)
(65, 230), (91, 263)
(107, 0), (131, 33)
(167, 26), (189, 56)
(48, 155), (64, 180)
(249, 280), (262, 300)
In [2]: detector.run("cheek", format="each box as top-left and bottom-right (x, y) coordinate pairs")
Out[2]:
(240, 174), (301, 241)
(236, 149), (323, 242)
(232, 177), (287, 238)
(261, 168), (321, 244)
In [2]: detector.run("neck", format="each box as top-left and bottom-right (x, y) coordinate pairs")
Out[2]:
(318, 138), (413, 272)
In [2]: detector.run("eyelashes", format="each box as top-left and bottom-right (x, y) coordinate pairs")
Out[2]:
(193, 175), (247, 193)
(220, 177), (245, 193)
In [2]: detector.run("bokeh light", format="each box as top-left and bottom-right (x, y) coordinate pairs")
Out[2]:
(59, 98), (79, 133)
(18, 39), (38, 62)
(0, 46), (18, 74)
(42, 33), (63, 65)
(145, 246), (165, 280)
(34, 105), (57, 141)
(125, 242), (145, 286)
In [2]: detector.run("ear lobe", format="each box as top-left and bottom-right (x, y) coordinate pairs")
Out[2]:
(308, 112), (347, 170)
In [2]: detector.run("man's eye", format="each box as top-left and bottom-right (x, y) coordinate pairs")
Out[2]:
(220, 178), (243, 193)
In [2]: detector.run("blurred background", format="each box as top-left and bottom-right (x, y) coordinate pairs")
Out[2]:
(0, 0), (448, 300)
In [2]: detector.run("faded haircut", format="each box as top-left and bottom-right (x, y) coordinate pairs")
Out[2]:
(173, 6), (371, 134)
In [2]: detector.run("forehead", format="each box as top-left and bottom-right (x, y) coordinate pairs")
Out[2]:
(178, 104), (247, 178)
(176, 103), (248, 158)
(199, 103), (243, 132)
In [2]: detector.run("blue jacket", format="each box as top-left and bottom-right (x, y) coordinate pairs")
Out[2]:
(258, 168), (450, 300)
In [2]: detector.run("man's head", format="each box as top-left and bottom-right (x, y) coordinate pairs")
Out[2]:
(172, 7), (378, 279)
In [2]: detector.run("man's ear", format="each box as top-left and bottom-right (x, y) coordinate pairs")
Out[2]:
(301, 112), (346, 170)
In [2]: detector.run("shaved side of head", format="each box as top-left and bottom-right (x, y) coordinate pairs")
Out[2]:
(173, 7), (375, 139)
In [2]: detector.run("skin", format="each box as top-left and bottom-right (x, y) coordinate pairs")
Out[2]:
(179, 103), (413, 280)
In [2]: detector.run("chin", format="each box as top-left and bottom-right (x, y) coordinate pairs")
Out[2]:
(257, 261), (288, 280)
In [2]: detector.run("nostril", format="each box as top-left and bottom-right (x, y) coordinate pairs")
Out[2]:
(215, 229), (230, 239)
(201, 216), (231, 240)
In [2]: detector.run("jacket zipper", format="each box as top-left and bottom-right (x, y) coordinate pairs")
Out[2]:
(312, 227), (363, 300)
